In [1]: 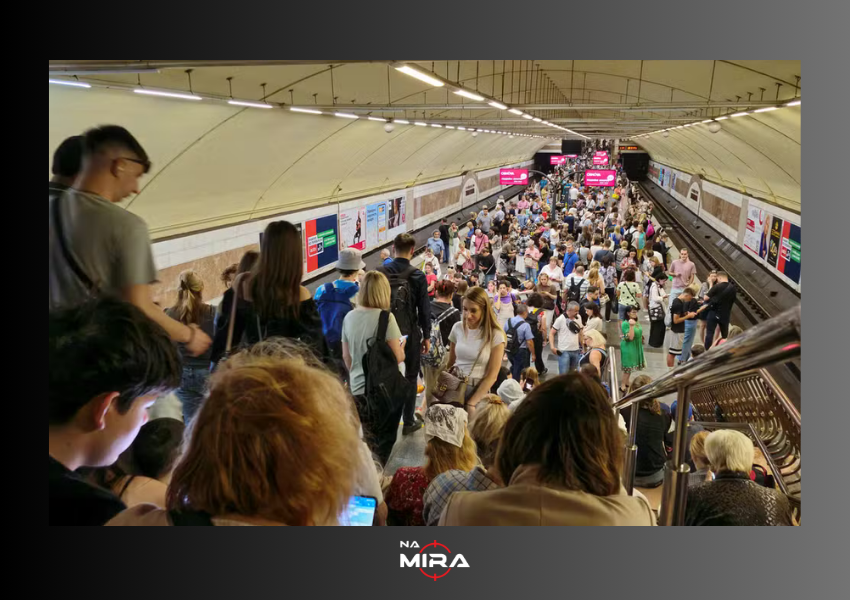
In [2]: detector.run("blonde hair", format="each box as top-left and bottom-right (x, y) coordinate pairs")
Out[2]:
(359, 271), (391, 310)
(588, 267), (603, 289)
(463, 286), (503, 349)
(167, 354), (360, 526)
(424, 431), (479, 481)
(469, 395), (510, 468)
(630, 375), (662, 415)
(705, 430), (754, 474)
(172, 271), (206, 325)
(520, 367), (540, 387)
(583, 329), (607, 348)
(690, 431), (711, 470)
(621, 241), (629, 249)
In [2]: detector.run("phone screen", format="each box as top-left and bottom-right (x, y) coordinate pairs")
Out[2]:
(339, 496), (377, 526)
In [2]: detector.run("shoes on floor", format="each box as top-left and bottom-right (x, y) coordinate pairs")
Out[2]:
(403, 422), (423, 436)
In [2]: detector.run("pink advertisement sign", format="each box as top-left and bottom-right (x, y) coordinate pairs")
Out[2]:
(500, 169), (529, 185)
(585, 170), (617, 187)
(593, 154), (609, 166)
(565, 154), (578, 158)
(550, 155), (567, 165)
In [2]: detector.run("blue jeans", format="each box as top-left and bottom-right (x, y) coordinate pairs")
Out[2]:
(679, 320), (698, 364)
(509, 348), (531, 381)
(175, 366), (210, 424)
(526, 267), (539, 282)
(484, 273), (496, 286)
(557, 350), (582, 375)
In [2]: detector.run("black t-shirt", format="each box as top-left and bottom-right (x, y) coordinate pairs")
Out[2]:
(706, 281), (737, 319)
(49, 456), (126, 526)
(670, 298), (689, 334)
(632, 410), (671, 477)
(476, 254), (496, 275)
(538, 245), (552, 266)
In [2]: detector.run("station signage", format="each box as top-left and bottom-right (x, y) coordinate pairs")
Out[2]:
(585, 169), (617, 187)
(500, 169), (529, 185)
(550, 156), (567, 165)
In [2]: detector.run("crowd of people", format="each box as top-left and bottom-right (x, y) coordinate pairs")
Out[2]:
(49, 129), (793, 526)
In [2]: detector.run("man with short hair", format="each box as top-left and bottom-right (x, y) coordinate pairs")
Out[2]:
(595, 239), (615, 264)
(49, 126), (212, 357)
(505, 305), (535, 381)
(439, 219), (451, 262)
(378, 234), (432, 435)
(550, 302), (583, 374)
(703, 271), (737, 349)
(564, 265), (590, 302)
(476, 247), (497, 286)
(381, 248), (393, 266)
(493, 203), (506, 228)
(49, 135), (84, 201)
(669, 288), (698, 367)
(667, 248), (697, 326)
(427, 230), (444, 263)
(49, 299), (182, 526)
(477, 208), (492, 234)
(562, 242), (581, 277)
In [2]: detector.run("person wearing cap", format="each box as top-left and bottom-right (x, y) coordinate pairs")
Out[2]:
(385, 404), (478, 526)
(315, 248), (366, 360)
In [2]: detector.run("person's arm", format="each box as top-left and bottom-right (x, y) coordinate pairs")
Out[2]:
(413, 272), (432, 351)
(627, 322), (636, 341)
(549, 324), (559, 354)
(387, 338), (406, 365)
(590, 349), (603, 370)
(446, 343), (457, 371)
(122, 285), (211, 357)
(468, 341), (506, 411)
(342, 341), (353, 372)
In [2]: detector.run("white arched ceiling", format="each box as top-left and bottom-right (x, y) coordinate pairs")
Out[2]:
(48, 83), (548, 239)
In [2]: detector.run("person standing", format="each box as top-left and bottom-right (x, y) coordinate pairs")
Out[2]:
(448, 222), (459, 267)
(550, 302), (583, 374)
(315, 249), (365, 362)
(427, 231), (445, 263)
(670, 288), (699, 367)
(477, 209), (492, 235)
(703, 271), (737, 349)
(378, 234), (432, 436)
(439, 219), (451, 263)
(422, 281), (462, 409)
(49, 125), (211, 358)
(619, 306), (646, 393)
(505, 305), (535, 382)
(49, 135), (84, 201)
(165, 271), (216, 424)
(667, 248), (696, 326)
(601, 256), (619, 322)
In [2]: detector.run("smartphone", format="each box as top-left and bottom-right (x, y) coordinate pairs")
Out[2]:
(339, 496), (378, 526)
(400, 335), (408, 344)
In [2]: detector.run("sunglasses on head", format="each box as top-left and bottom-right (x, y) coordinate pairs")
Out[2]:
(116, 156), (151, 174)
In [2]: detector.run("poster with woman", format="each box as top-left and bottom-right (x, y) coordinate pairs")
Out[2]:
(387, 196), (407, 238)
(339, 207), (367, 251)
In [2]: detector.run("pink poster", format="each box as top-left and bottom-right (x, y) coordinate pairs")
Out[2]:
(593, 154), (609, 166)
(500, 169), (529, 185)
(550, 156), (567, 165)
(585, 170), (617, 187)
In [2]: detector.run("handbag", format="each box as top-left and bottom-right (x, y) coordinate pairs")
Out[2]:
(524, 255), (535, 269)
(649, 304), (665, 322)
(433, 343), (485, 407)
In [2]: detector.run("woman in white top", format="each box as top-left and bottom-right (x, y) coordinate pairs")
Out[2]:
(539, 256), (565, 292)
(456, 241), (473, 273)
(447, 287), (507, 413)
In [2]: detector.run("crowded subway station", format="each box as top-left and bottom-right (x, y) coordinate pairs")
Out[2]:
(49, 60), (802, 527)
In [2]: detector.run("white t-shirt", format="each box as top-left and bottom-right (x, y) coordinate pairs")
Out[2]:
(570, 188), (579, 201)
(552, 314), (582, 353)
(449, 322), (506, 381)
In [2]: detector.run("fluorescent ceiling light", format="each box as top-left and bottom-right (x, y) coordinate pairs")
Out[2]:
(454, 89), (484, 102)
(522, 114), (534, 120)
(715, 116), (729, 121)
(396, 66), (445, 87)
(684, 124), (693, 127)
(730, 112), (749, 118)
(134, 89), (201, 101)
(458, 126), (467, 131)
(414, 122), (428, 127)
(702, 120), (714, 124)
(228, 100), (273, 109)
(431, 123), (443, 128)
(509, 109), (523, 116)
(49, 79), (91, 88)
(291, 107), (323, 114)
(368, 116), (388, 122)
(489, 101), (508, 110)
(445, 125), (455, 129)
(533, 118), (543, 122)
(394, 119), (410, 124)
(754, 106), (779, 113)
(786, 100), (801, 107)
(334, 112), (359, 119)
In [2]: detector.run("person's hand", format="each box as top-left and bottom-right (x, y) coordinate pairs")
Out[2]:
(185, 325), (212, 357)
(629, 319), (637, 327)
(421, 339), (431, 355)
(550, 346), (558, 355)
(687, 312), (697, 319)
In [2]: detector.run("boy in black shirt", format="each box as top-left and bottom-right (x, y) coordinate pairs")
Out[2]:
(704, 272), (737, 348)
(49, 299), (182, 526)
(669, 288), (697, 367)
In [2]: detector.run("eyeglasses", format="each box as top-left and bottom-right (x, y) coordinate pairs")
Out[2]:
(116, 157), (151, 174)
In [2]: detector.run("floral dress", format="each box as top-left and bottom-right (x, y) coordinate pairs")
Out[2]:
(387, 467), (431, 527)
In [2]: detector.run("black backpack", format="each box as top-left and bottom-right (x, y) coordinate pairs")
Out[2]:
(526, 310), (541, 339)
(567, 277), (585, 303)
(505, 319), (523, 355)
(362, 311), (416, 422)
(380, 265), (418, 338)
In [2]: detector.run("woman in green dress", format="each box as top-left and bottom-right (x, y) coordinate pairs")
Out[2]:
(620, 306), (646, 394)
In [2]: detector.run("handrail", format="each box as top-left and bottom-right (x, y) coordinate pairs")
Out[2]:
(614, 305), (801, 413)
(608, 346), (639, 496)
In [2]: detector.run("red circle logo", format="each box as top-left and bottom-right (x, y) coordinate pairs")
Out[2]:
(419, 541), (453, 581)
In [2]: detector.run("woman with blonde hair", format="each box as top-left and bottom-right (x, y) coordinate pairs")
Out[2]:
(446, 287), (507, 413)
(386, 404), (479, 526)
(581, 329), (609, 373)
(107, 353), (362, 526)
(166, 271), (215, 423)
(422, 396), (509, 526)
(342, 271), (406, 466)
(689, 431), (713, 488)
(520, 367), (540, 393)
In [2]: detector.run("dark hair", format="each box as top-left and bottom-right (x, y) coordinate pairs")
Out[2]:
(253, 221), (304, 322)
(83, 125), (150, 173)
(435, 280), (455, 298)
(690, 344), (706, 358)
(238, 251), (260, 275)
(527, 293), (544, 309)
(49, 299), (182, 426)
(492, 367), (511, 394)
(587, 286), (599, 295)
(130, 419), (185, 479)
(496, 375), (623, 496)
(52, 135), (84, 178)
(389, 231), (416, 255)
(587, 303), (601, 318)
(602, 255), (613, 268)
(623, 269), (636, 283)
(580, 364), (601, 382)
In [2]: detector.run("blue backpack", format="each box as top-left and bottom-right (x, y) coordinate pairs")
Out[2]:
(316, 283), (355, 346)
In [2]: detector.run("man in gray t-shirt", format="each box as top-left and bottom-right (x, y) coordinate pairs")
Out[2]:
(48, 125), (211, 357)
(477, 209), (492, 234)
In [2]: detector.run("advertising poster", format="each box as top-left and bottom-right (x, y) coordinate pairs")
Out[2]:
(387, 196), (407, 237)
(339, 207), (367, 251)
(366, 204), (379, 248)
(500, 169), (529, 185)
(377, 203), (388, 243)
(305, 215), (339, 274)
(550, 155), (567, 166)
(585, 169), (617, 187)
(593, 155), (609, 166)
(744, 206), (767, 255)
(766, 216), (783, 268)
(777, 222), (802, 284)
